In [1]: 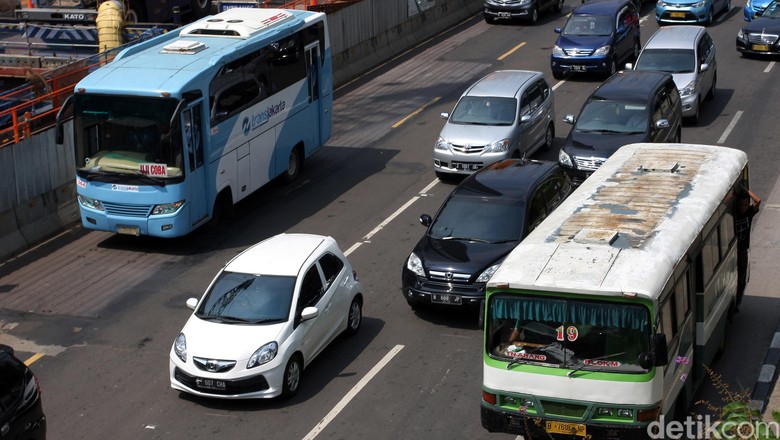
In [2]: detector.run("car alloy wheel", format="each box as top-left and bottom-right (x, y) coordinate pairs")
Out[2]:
(346, 297), (362, 335)
(282, 355), (302, 399)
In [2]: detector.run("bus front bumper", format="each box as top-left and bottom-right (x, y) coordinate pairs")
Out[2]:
(481, 404), (650, 440)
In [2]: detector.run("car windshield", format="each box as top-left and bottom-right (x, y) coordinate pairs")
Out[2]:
(563, 15), (613, 36)
(635, 48), (696, 74)
(429, 195), (525, 243)
(449, 96), (517, 126)
(575, 100), (648, 134)
(196, 272), (295, 324)
(761, 1), (780, 17)
(487, 294), (651, 374)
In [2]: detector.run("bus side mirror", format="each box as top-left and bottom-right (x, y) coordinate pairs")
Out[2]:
(652, 333), (668, 367)
(55, 95), (73, 145)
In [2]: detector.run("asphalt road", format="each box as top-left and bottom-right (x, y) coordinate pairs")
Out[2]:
(1, 3), (779, 439)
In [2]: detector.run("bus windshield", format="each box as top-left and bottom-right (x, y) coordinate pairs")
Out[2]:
(487, 294), (650, 373)
(73, 95), (182, 183)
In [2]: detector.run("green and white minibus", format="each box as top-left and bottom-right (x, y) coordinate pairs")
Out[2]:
(481, 143), (750, 439)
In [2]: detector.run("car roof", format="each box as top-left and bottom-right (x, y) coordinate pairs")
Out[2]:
(225, 233), (332, 276)
(464, 70), (542, 99)
(455, 159), (561, 200)
(590, 70), (672, 102)
(644, 25), (705, 50)
(574, 0), (632, 15)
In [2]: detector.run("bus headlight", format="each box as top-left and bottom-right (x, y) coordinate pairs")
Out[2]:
(152, 199), (185, 215)
(78, 195), (104, 211)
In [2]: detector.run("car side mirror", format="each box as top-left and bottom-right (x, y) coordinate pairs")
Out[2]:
(700, 62), (709, 72)
(301, 306), (319, 322)
(625, 62), (634, 70)
(440, 112), (449, 119)
(563, 114), (575, 125)
(186, 298), (198, 310)
(520, 114), (532, 123)
(655, 119), (670, 129)
(420, 214), (432, 227)
(554, 27), (562, 33)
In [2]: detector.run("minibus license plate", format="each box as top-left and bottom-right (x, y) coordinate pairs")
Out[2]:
(196, 378), (226, 391)
(545, 421), (586, 436)
(431, 294), (461, 305)
(752, 44), (769, 51)
(670, 11), (685, 17)
(117, 225), (140, 236)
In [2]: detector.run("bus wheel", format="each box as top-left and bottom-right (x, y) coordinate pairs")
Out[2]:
(283, 147), (302, 183)
(190, 0), (211, 18)
(125, 2), (147, 22)
(204, 191), (232, 231)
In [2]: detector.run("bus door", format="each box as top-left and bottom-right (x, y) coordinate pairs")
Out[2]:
(304, 41), (323, 144)
(181, 103), (207, 226)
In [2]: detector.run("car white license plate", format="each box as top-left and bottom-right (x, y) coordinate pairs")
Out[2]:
(431, 294), (462, 305)
(670, 11), (685, 17)
(117, 225), (140, 236)
(498, 12), (511, 18)
(196, 378), (227, 391)
(752, 44), (769, 51)
(545, 421), (587, 436)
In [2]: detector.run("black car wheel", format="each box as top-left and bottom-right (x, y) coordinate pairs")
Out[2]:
(528, 5), (539, 24)
(706, 72), (716, 100)
(543, 122), (555, 150)
(484, 14), (495, 24)
(705, 7), (714, 25)
(553, 0), (564, 13)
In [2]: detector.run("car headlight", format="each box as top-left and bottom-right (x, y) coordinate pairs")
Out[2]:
(152, 199), (185, 215)
(174, 333), (187, 363)
(737, 29), (746, 40)
(691, 0), (707, 6)
(746, 0), (752, 7)
(552, 45), (565, 56)
(78, 195), (104, 211)
(247, 341), (278, 369)
(435, 136), (451, 152)
(593, 45), (611, 57)
(406, 252), (425, 277)
(518, 0), (532, 4)
(486, 138), (510, 153)
(477, 263), (501, 283)
(680, 81), (697, 97)
(657, 0), (668, 5)
(558, 148), (573, 168)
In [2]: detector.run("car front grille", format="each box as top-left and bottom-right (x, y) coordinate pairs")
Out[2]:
(193, 357), (236, 373)
(451, 144), (487, 154)
(573, 156), (606, 171)
(428, 270), (472, 283)
(748, 33), (779, 44)
(564, 48), (594, 57)
(101, 201), (153, 217)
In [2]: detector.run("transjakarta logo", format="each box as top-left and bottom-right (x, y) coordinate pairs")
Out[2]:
(242, 100), (286, 136)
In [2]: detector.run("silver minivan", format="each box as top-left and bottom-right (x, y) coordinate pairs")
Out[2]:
(627, 25), (716, 124)
(433, 70), (555, 180)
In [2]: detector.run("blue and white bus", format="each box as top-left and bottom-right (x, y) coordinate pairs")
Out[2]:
(57, 7), (332, 237)
(481, 143), (750, 438)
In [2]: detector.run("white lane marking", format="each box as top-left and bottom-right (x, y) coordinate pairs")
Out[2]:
(718, 111), (743, 144)
(345, 179), (439, 257)
(302, 344), (405, 440)
(765, 61), (775, 73)
(552, 80), (564, 91)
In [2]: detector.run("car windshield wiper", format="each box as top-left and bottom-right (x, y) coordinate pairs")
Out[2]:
(490, 238), (521, 244)
(567, 351), (627, 378)
(442, 236), (492, 243)
(579, 129), (624, 134)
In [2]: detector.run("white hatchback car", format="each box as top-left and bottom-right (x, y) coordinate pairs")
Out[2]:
(169, 233), (363, 399)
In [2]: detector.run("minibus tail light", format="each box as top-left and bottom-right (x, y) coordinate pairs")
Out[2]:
(637, 406), (661, 422)
(482, 391), (497, 405)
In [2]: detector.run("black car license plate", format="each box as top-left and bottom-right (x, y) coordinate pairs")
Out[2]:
(453, 162), (480, 171)
(571, 65), (586, 72)
(196, 378), (227, 391)
(498, 11), (511, 18)
(431, 293), (462, 305)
